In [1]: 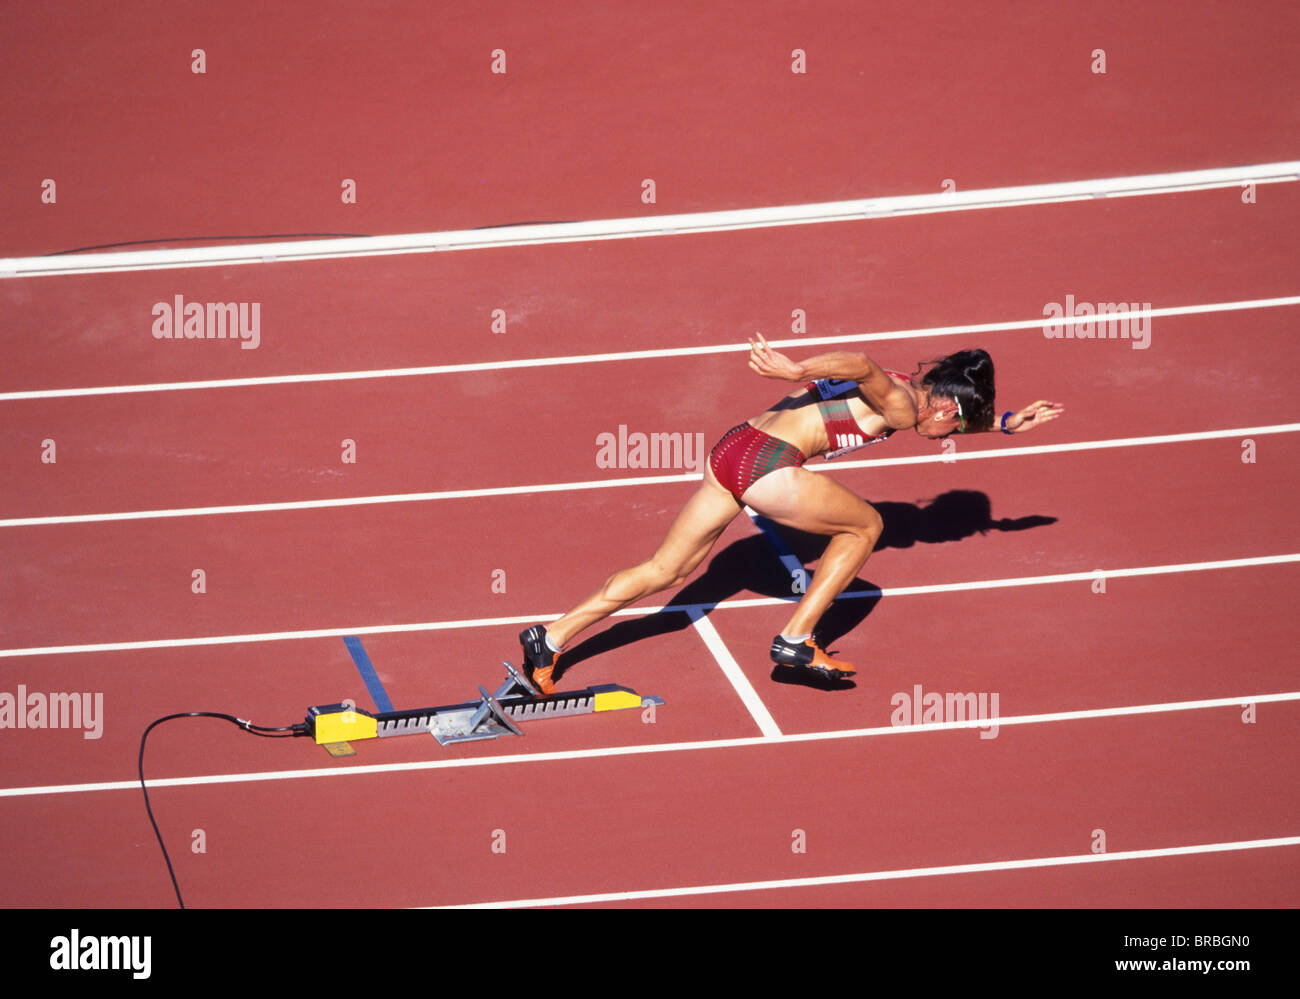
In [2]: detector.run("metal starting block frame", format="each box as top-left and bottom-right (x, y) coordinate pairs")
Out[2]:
(306, 660), (664, 754)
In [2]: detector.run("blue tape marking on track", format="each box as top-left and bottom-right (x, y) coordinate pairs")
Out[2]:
(749, 512), (809, 591)
(343, 635), (395, 713)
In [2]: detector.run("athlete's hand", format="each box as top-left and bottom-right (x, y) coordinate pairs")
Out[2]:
(747, 332), (805, 381)
(1006, 400), (1064, 433)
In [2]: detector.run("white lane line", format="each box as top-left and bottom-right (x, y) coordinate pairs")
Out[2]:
(2, 294), (1297, 402)
(433, 834), (1300, 908)
(2, 552), (1296, 660)
(687, 608), (782, 739)
(4, 421), (1297, 528)
(828, 421), (1300, 472)
(4, 690), (1297, 799)
(4, 161), (1296, 279)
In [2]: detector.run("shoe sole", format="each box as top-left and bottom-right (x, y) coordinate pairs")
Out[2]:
(771, 646), (855, 680)
(784, 662), (855, 681)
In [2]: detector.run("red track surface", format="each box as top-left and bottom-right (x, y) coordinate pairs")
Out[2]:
(1, 1), (1297, 912)
(3, 1), (1298, 256)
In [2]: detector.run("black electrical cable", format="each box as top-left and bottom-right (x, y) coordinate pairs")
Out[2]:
(44, 220), (579, 257)
(44, 234), (374, 256)
(139, 712), (307, 909)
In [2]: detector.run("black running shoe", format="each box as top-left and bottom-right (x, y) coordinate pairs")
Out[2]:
(519, 625), (559, 694)
(770, 634), (857, 680)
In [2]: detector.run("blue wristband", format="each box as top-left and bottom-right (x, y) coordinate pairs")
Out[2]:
(1000, 411), (1014, 434)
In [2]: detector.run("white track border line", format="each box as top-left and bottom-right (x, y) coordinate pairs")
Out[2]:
(434, 834), (1300, 908)
(688, 608), (783, 739)
(3, 690), (1297, 799)
(3, 293), (1297, 402)
(4, 421), (1297, 528)
(2, 552), (1295, 660)
(3, 162), (1297, 279)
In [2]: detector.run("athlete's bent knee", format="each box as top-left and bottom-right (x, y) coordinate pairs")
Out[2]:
(858, 503), (884, 545)
(652, 560), (690, 591)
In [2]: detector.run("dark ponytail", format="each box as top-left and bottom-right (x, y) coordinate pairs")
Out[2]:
(912, 349), (996, 432)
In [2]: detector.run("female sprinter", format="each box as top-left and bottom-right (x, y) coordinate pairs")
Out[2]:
(519, 335), (1063, 691)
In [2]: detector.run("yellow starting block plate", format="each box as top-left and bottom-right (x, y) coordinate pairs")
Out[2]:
(591, 685), (647, 712)
(309, 704), (378, 745)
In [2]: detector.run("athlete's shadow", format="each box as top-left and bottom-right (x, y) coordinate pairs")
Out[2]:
(554, 490), (1055, 691)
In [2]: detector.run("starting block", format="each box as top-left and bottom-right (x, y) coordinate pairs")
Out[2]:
(305, 660), (664, 755)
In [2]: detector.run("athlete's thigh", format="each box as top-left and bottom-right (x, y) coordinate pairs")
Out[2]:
(741, 466), (877, 536)
(647, 473), (743, 573)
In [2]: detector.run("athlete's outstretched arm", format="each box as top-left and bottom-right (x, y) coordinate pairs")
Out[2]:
(747, 333), (911, 425)
(746, 332), (872, 381)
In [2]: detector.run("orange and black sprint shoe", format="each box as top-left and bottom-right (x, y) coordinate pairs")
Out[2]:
(769, 635), (857, 681)
(519, 625), (560, 695)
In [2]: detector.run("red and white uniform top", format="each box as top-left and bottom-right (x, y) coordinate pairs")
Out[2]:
(803, 371), (909, 460)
